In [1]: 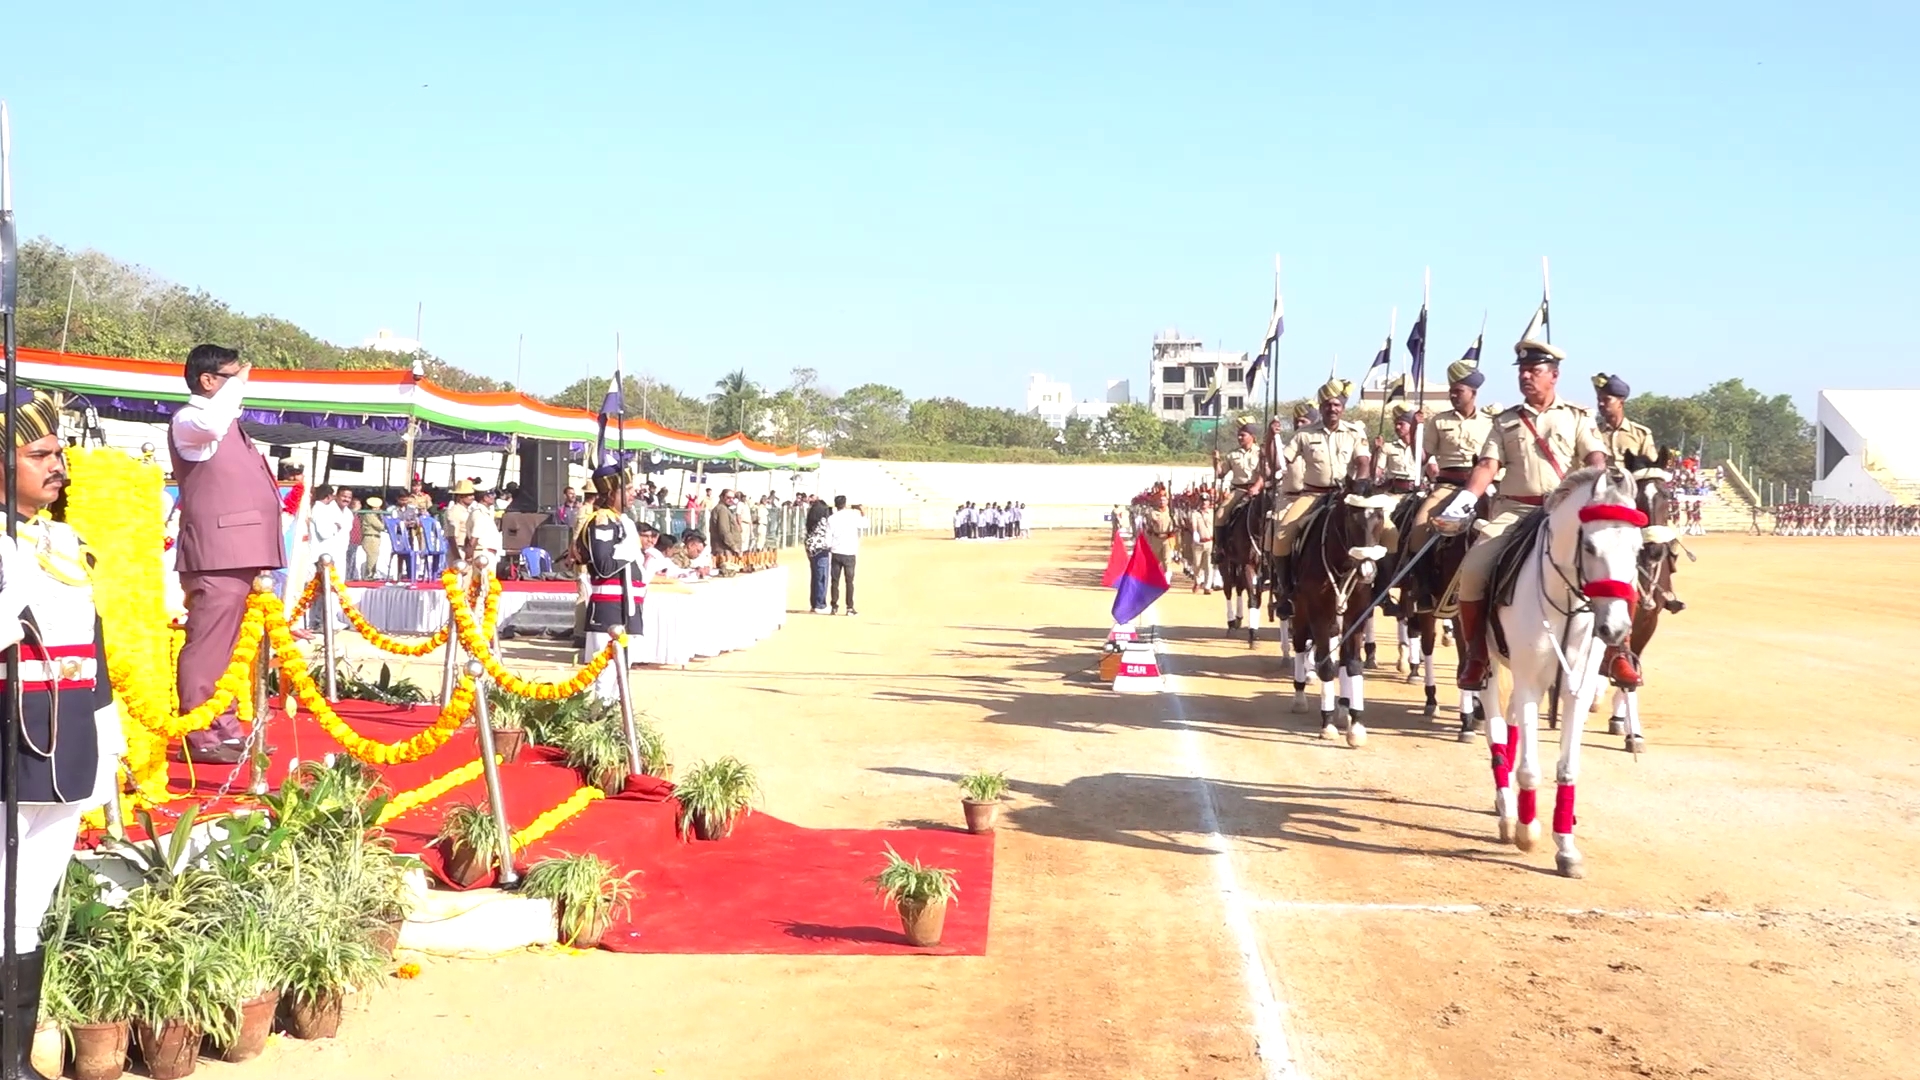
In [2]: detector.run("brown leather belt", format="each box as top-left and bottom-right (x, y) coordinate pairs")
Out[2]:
(1435, 468), (1472, 484)
(1387, 479), (1415, 494)
(1303, 484), (1338, 494)
(1506, 495), (1545, 506)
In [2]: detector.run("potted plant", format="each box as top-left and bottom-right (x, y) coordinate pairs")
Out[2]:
(434, 802), (505, 888)
(520, 853), (640, 949)
(957, 770), (1010, 834)
(276, 917), (385, 1040)
(869, 846), (959, 948)
(674, 757), (760, 841)
(484, 686), (531, 763)
(125, 926), (238, 1079)
(48, 939), (136, 1080)
(210, 910), (280, 1062)
(635, 718), (673, 781)
(557, 712), (632, 793)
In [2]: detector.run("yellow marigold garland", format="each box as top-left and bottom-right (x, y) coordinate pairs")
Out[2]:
(326, 566), (453, 657)
(266, 606), (477, 766)
(375, 758), (495, 826)
(510, 786), (606, 851)
(440, 572), (621, 701)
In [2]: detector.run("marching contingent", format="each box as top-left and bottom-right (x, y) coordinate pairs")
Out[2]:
(1771, 501), (1919, 536)
(1120, 266), (1713, 877)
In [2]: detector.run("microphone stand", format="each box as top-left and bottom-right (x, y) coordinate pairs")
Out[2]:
(1, 99), (26, 1069)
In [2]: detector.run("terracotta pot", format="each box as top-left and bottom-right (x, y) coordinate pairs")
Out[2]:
(442, 842), (491, 888)
(690, 811), (734, 841)
(898, 899), (948, 947)
(133, 1019), (201, 1080)
(557, 901), (608, 950)
(32, 1020), (63, 1077)
(68, 1019), (130, 1080)
(488, 727), (526, 764)
(591, 765), (627, 794)
(962, 798), (1001, 834)
(281, 993), (343, 1040)
(368, 915), (404, 958)
(216, 990), (279, 1062)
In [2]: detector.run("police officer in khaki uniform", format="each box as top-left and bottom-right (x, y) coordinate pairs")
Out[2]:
(1211, 423), (1264, 525)
(1592, 373), (1658, 468)
(1408, 361), (1496, 543)
(1272, 379), (1371, 616)
(1595, 371), (1686, 624)
(1432, 341), (1608, 688)
(1375, 408), (1420, 493)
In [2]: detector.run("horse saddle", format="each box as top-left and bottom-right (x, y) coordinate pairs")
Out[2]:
(1486, 507), (1548, 659)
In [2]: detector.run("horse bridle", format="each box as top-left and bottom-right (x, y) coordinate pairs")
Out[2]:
(1538, 501), (1648, 621)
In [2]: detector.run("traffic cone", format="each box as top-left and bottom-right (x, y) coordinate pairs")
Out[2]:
(1111, 642), (1164, 693)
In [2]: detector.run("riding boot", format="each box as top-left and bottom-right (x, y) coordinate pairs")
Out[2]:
(6, 948), (52, 1080)
(1456, 598), (1490, 690)
(1274, 555), (1293, 619)
(1603, 646), (1643, 689)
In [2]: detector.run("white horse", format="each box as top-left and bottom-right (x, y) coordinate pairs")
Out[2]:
(1479, 466), (1646, 878)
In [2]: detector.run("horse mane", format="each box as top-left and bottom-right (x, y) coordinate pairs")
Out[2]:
(1545, 464), (1635, 513)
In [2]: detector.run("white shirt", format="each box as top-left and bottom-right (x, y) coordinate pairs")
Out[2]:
(683, 548), (715, 578)
(640, 547), (677, 581)
(469, 504), (503, 555)
(827, 509), (867, 556)
(170, 368), (251, 463)
(309, 501), (351, 552)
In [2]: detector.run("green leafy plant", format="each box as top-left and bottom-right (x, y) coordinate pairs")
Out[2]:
(322, 660), (429, 705)
(557, 713), (631, 793)
(634, 717), (671, 777)
(46, 937), (137, 1027)
(122, 887), (242, 1045)
(520, 853), (640, 945)
(868, 845), (959, 912)
(434, 802), (505, 869)
(674, 756), (760, 837)
(957, 770), (1009, 802)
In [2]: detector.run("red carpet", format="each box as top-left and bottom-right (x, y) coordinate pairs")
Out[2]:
(137, 702), (995, 955)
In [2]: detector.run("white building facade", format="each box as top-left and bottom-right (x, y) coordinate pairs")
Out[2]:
(1026, 374), (1125, 430)
(1148, 332), (1249, 421)
(1811, 388), (1920, 504)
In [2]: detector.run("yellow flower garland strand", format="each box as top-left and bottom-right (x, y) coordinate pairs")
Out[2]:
(143, 595), (272, 739)
(266, 607), (477, 766)
(510, 786), (606, 852)
(375, 758), (495, 826)
(439, 572), (621, 702)
(324, 565), (456, 657)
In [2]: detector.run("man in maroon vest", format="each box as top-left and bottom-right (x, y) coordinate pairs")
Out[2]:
(170, 344), (287, 763)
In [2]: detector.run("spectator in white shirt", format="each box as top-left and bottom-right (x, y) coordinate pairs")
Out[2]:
(466, 488), (505, 573)
(679, 530), (716, 579)
(826, 496), (867, 615)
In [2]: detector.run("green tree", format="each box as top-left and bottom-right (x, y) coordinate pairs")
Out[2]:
(1061, 416), (1096, 455)
(764, 368), (836, 446)
(1093, 403), (1165, 453)
(1632, 379), (1812, 488)
(708, 369), (765, 438)
(831, 383), (909, 449)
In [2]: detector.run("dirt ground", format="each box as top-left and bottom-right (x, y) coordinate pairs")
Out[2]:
(248, 531), (1918, 1080)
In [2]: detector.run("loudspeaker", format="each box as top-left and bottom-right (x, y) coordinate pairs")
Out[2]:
(520, 439), (572, 512)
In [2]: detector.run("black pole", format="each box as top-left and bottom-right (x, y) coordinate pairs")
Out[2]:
(1, 98), (23, 1063)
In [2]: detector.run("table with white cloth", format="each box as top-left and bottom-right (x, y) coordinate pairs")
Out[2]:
(342, 566), (789, 667)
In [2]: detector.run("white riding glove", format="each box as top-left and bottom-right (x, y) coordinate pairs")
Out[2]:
(1431, 490), (1479, 536)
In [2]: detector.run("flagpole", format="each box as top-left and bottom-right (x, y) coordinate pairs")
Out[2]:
(0, 101), (25, 1068)
(1541, 256), (1552, 345)
(1414, 268), (1430, 479)
(1376, 308), (1396, 448)
(1269, 255), (1281, 421)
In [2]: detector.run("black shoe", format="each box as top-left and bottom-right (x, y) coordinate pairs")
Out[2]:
(830, 607), (840, 615)
(847, 609), (858, 616)
(176, 741), (245, 765)
(7, 947), (51, 1079)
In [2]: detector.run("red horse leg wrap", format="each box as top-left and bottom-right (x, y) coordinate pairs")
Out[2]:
(1490, 751), (1511, 789)
(1553, 784), (1577, 834)
(1517, 788), (1537, 824)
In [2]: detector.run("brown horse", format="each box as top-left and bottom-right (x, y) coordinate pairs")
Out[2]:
(1215, 488), (1276, 647)
(1391, 492), (1493, 740)
(1605, 458), (1679, 753)
(1286, 479), (1395, 746)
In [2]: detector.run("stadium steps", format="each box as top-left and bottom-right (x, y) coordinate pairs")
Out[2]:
(1696, 486), (1759, 533)
(1865, 465), (1920, 506)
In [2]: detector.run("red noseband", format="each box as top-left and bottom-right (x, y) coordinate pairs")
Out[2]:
(1582, 579), (1637, 603)
(1578, 503), (1648, 527)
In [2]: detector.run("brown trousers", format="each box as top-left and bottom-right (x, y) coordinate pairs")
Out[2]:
(177, 568), (258, 752)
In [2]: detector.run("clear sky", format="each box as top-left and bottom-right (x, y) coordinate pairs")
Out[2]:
(7, 2), (1916, 412)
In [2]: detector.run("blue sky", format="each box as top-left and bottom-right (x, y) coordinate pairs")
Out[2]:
(8, 2), (1916, 413)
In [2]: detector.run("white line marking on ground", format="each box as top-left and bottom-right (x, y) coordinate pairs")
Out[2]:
(1161, 633), (1302, 1080)
(1248, 900), (1920, 925)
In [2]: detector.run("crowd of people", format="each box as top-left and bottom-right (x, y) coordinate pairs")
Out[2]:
(951, 501), (1026, 539)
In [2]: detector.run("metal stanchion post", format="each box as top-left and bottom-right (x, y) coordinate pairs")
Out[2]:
(250, 607), (271, 796)
(612, 636), (641, 777)
(318, 554), (338, 701)
(467, 659), (517, 886)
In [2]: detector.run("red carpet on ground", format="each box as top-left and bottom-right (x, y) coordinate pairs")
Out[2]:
(142, 701), (994, 956)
